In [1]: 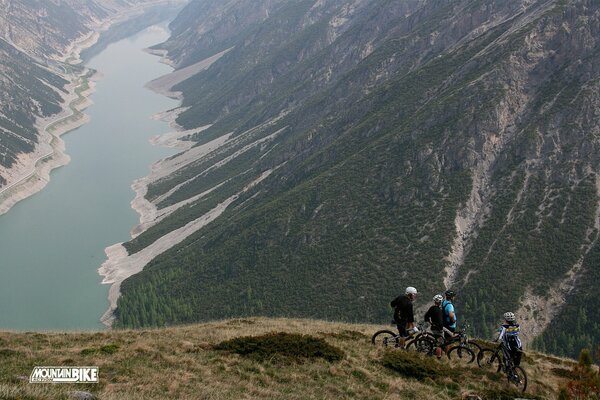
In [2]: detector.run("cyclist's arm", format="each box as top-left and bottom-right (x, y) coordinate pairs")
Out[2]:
(423, 308), (431, 323)
(442, 327), (456, 336)
(495, 326), (505, 342)
(406, 304), (415, 326)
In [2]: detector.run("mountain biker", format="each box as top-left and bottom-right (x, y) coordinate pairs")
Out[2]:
(442, 290), (457, 337)
(390, 286), (418, 347)
(424, 294), (444, 332)
(424, 294), (444, 358)
(496, 311), (523, 367)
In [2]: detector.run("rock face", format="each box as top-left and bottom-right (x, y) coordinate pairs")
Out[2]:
(104, 0), (597, 358)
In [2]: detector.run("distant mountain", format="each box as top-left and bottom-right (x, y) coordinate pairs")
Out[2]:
(107, 0), (599, 359)
(0, 0), (180, 189)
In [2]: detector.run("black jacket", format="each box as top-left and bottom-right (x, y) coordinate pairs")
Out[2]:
(391, 295), (414, 324)
(424, 305), (443, 331)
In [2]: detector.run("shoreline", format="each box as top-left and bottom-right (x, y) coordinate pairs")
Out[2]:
(0, 66), (99, 217)
(98, 114), (287, 328)
(0, 0), (185, 217)
(98, 47), (244, 327)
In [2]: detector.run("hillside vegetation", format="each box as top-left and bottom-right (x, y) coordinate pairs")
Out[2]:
(0, 318), (586, 399)
(112, 0), (600, 361)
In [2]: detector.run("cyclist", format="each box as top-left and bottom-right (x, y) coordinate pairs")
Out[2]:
(424, 294), (445, 357)
(441, 290), (457, 353)
(496, 311), (523, 367)
(390, 286), (418, 347)
(442, 290), (457, 336)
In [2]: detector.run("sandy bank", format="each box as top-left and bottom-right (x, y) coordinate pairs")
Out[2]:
(145, 47), (234, 98)
(99, 168), (276, 328)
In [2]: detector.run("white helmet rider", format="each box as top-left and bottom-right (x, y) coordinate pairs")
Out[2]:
(503, 312), (516, 322)
(405, 286), (418, 295)
(433, 294), (443, 303)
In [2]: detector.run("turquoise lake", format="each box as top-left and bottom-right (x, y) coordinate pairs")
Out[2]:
(0, 24), (177, 331)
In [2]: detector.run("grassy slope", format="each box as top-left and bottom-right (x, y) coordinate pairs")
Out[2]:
(0, 318), (575, 400)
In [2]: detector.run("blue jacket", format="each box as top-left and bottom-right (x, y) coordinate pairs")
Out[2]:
(442, 300), (456, 329)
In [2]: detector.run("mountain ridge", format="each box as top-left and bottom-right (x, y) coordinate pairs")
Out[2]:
(98, 0), (600, 360)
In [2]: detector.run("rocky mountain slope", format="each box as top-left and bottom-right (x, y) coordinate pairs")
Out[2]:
(0, 0), (180, 192)
(0, 318), (585, 399)
(107, 0), (600, 359)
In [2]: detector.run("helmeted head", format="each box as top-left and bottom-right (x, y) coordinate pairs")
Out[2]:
(433, 294), (443, 305)
(444, 290), (456, 300)
(405, 286), (418, 300)
(503, 312), (516, 322)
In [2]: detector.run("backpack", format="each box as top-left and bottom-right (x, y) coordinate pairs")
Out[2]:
(504, 324), (522, 351)
(441, 300), (452, 325)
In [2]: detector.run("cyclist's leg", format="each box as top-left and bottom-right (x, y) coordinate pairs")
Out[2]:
(513, 348), (522, 366)
(433, 332), (444, 358)
(443, 327), (455, 353)
(397, 323), (409, 347)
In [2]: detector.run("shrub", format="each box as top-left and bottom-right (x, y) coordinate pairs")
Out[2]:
(560, 349), (600, 399)
(381, 351), (455, 381)
(0, 349), (20, 358)
(81, 344), (120, 355)
(214, 332), (344, 362)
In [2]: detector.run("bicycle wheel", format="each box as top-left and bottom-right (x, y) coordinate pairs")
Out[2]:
(509, 366), (528, 392)
(447, 346), (475, 365)
(477, 349), (501, 372)
(371, 330), (399, 348)
(466, 341), (483, 358)
(405, 333), (424, 351)
(407, 336), (435, 355)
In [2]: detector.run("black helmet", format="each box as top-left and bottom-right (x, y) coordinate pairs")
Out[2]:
(445, 290), (456, 298)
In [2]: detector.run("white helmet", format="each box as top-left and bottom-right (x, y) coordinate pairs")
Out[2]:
(405, 286), (418, 295)
(503, 312), (516, 322)
(433, 294), (443, 303)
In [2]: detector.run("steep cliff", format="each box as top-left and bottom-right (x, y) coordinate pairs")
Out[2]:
(112, 0), (600, 359)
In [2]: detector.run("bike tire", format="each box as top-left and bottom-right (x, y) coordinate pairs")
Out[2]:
(510, 366), (528, 392)
(405, 333), (425, 350)
(407, 336), (435, 355)
(466, 341), (483, 357)
(447, 346), (475, 364)
(371, 330), (399, 348)
(477, 349), (502, 372)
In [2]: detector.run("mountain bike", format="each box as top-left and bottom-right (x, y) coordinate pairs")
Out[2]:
(444, 325), (483, 364)
(371, 322), (434, 354)
(405, 324), (481, 362)
(477, 342), (527, 392)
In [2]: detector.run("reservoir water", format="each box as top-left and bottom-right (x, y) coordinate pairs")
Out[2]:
(0, 24), (177, 330)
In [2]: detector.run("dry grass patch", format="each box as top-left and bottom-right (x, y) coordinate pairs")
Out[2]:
(0, 318), (577, 399)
